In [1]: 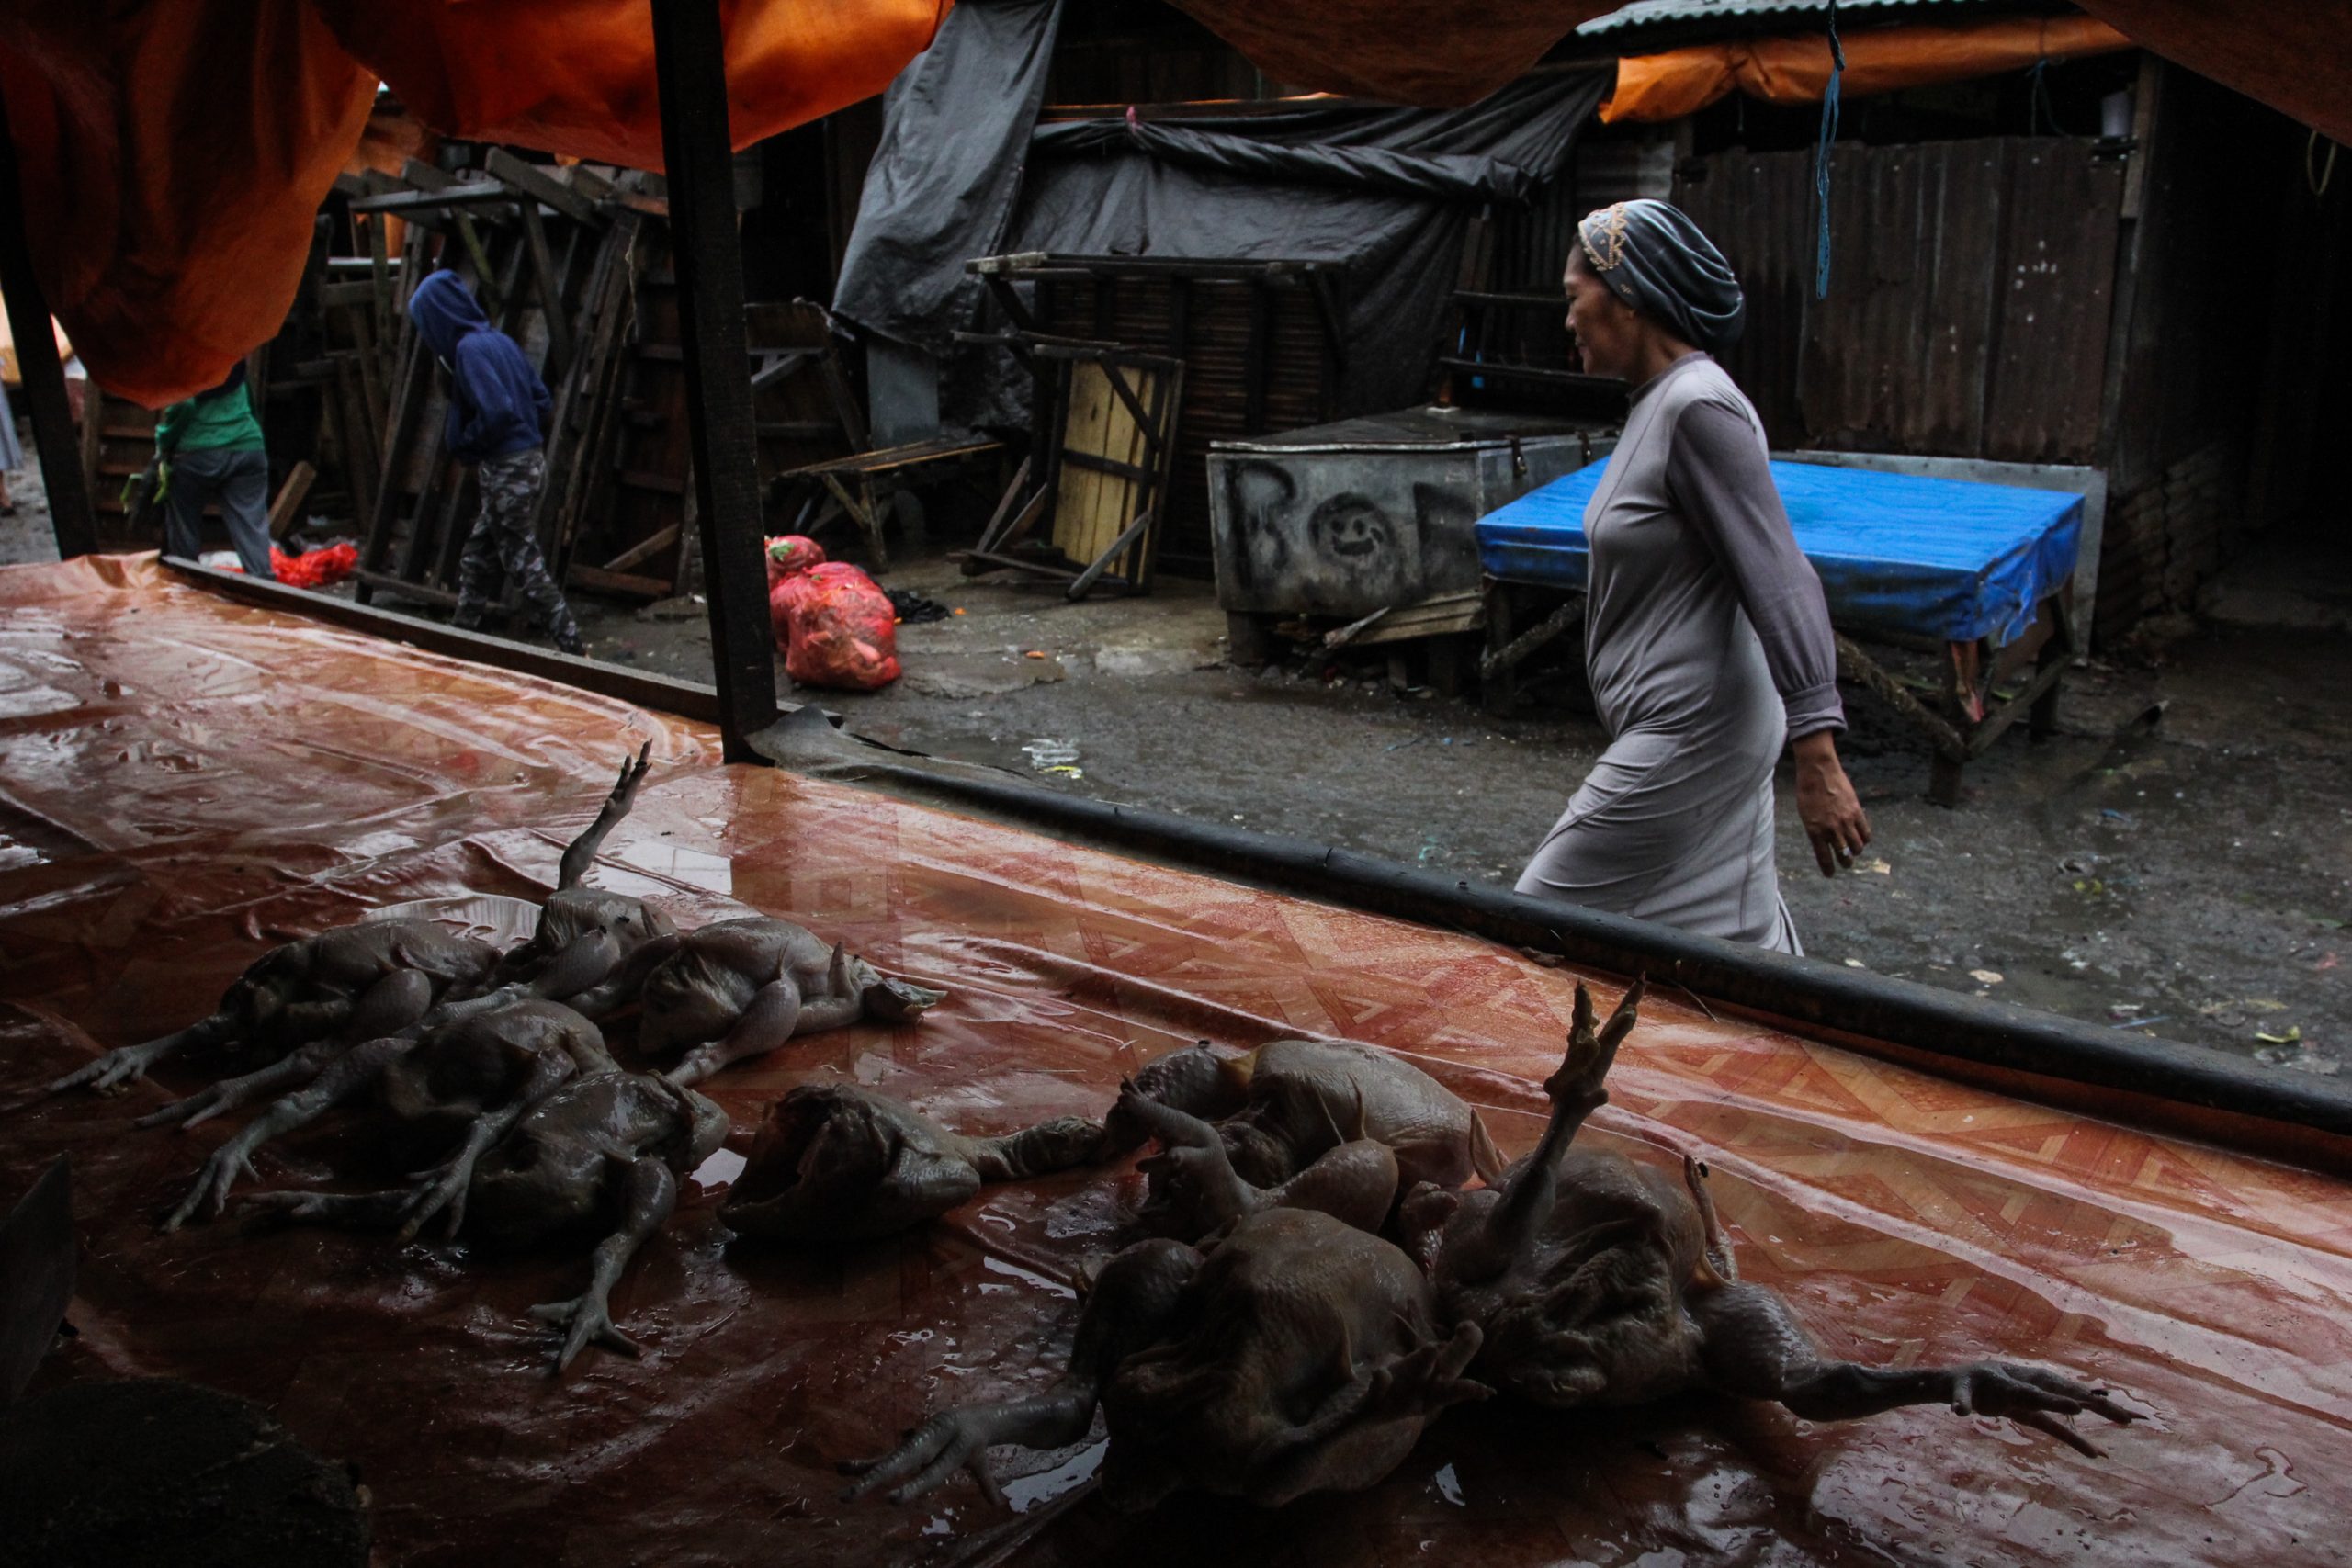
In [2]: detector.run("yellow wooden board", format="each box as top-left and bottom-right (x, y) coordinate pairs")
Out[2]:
(1050, 361), (1156, 574)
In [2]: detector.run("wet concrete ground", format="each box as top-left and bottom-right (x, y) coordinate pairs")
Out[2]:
(571, 547), (2350, 1070)
(6, 467), (2344, 1066)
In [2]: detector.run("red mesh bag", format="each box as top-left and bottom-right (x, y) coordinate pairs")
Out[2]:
(267, 541), (357, 590)
(764, 535), (825, 587)
(769, 559), (900, 691)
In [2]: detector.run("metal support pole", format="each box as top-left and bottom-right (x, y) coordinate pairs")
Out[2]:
(0, 83), (98, 559)
(650, 0), (777, 761)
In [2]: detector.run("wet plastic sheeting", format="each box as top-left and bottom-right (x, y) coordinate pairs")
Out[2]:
(1477, 457), (2086, 646)
(2, 555), (2347, 1565)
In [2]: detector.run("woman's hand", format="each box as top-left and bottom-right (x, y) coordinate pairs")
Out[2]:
(1792, 731), (1871, 876)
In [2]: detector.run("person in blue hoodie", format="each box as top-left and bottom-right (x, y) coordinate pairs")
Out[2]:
(405, 269), (582, 654)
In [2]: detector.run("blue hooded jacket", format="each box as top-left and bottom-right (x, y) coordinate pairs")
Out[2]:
(407, 270), (551, 463)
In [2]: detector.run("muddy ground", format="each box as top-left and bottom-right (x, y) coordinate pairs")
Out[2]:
(6, 467), (2345, 1067)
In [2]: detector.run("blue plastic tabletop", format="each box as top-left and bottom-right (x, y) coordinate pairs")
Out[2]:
(1476, 458), (2084, 646)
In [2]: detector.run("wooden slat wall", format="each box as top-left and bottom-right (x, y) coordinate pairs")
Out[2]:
(1674, 136), (2124, 465)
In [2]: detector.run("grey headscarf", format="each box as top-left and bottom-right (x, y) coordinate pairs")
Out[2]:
(1576, 198), (1746, 355)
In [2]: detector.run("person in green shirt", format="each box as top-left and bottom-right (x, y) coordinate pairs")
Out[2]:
(155, 363), (275, 580)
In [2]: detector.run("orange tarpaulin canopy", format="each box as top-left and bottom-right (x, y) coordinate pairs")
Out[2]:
(2074, 0), (2352, 151)
(0, 0), (948, 406)
(1170, 0), (2352, 149)
(1601, 16), (2134, 124)
(3, 0), (2349, 407)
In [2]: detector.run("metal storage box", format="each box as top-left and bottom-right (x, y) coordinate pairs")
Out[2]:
(1208, 406), (1616, 618)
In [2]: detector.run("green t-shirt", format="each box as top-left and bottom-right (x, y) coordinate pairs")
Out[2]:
(154, 384), (264, 456)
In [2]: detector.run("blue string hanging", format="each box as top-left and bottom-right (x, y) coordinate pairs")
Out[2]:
(1812, 0), (1845, 299)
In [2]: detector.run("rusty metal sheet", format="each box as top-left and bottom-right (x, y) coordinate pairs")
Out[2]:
(3, 554), (2349, 1565)
(1984, 141), (2124, 462)
(1677, 138), (2121, 466)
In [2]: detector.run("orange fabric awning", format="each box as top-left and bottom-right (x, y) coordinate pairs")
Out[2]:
(1602, 16), (2134, 124)
(0, 0), (948, 407)
(315, 0), (948, 174)
(4, 0), (2348, 407)
(2075, 0), (2352, 146)
(1168, 0), (1618, 107)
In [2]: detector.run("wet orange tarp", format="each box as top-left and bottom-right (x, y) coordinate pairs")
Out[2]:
(0, 0), (949, 405)
(10, 0), (2350, 407)
(3, 555), (2348, 1565)
(1601, 17), (2133, 125)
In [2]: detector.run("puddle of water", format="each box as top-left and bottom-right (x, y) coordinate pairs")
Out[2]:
(1005, 1438), (1107, 1512)
(616, 840), (734, 895)
(690, 1147), (746, 1192)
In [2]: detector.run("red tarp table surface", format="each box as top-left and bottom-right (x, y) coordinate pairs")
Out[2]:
(1, 556), (2346, 1566)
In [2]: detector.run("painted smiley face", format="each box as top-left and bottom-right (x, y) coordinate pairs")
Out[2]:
(1308, 494), (1396, 559)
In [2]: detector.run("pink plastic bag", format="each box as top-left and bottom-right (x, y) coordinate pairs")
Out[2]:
(763, 539), (899, 691)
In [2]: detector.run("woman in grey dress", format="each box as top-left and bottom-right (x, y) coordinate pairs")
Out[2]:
(1516, 200), (1870, 953)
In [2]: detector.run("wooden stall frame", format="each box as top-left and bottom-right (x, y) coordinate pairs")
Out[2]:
(956, 338), (1184, 600)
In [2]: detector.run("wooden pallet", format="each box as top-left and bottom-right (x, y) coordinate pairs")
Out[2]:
(349, 156), (637, 617)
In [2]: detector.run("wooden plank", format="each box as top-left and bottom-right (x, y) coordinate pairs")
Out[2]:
(1067, 508), (1155, 601)
(1481, 592), (1585, 677)
(748, 349), (812, 393)
(566, 563), (674, 598)
(368, 207), (395, 376)
(1053, 360), (1105, 563)
(796, 437), (1001, 476)
(399, 159), (453, 193)
(483, 147), (600, 226)
(516, 199), (576, 383)
(1350, 597), (1487, 647)
(537, 209), (632, 580)
(266, 460), (318, 540)
(349, 183), (522, 217)
(973, 457), (1035, 555)
(602, 523), (681, 573)
(560, 164), (619, 201)
(1058, 449), (1153, 483)
(956, 547), (1077, 579)
(355, 569), (460, 608)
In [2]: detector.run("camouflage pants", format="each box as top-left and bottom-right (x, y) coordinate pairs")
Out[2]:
(456, 448), (580, 649)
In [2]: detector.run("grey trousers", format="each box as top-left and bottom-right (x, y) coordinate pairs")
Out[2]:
(164, 446), (276, 580)
(456, 448), (579, 648)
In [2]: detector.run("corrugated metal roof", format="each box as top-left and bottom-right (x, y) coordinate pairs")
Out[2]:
(1575, 0), (2003, 38)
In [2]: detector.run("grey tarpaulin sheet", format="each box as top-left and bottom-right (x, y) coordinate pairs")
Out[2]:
(831, 0), (1067, 361)
(831, 7), (1605, 429)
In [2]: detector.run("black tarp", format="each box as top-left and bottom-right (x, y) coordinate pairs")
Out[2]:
(830, 0), (1067, 361)
(831, 6), (1607, 428)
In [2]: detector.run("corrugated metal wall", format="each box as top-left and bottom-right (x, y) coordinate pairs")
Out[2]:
(1675, 136), (2124, 464)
